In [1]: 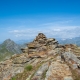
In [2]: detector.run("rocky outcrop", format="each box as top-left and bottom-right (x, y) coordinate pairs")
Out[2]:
(45, 61), (73, 80)
(31, 62), (49, 80)
(0, 33), (80, 80)
(61, 52), (80, 70)
(0, 59), (23, 80)
(22, 33), (59, 57)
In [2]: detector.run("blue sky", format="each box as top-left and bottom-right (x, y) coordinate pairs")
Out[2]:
(0, 0), (80, 42)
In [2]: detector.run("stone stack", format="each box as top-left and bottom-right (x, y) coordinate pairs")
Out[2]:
(33, 33), (47, 44)
(21, 47), (28, 53)
(27, 33), (47, 54)
(22, 33), (59, 55)
(46, 38), (58, 49)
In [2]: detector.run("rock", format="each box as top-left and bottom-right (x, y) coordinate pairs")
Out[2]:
(45, 61), (73, 80)
(47, 38), (55, 42)
(56, 56), (61, 62)
(13, 56), (31, 64)
(48, 50), (57, 56)
(72, 64), (78, 69)
(21, 47), (28, 53)
(31, 62), (49, 80)
(27, 42), (39, 48)
(0, 58), (25, 80)
(64, 76), (73, 80)
(77, 56), (80, 60)
(26, 75), (31, 80)
(30, 58), (41, 66)
(34, 33), (47, 42)
(11, 67), (24, 76)
(22, 33), (59, 56)
(48, 47), (62, 56)
(63, 52), (80, 64)
(77, 64), (80, 69)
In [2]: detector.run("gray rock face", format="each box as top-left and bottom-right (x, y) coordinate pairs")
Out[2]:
(63, 52), (80, 64)
(32, 62), (49, 80)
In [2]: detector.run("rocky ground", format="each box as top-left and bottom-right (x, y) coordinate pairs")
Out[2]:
(0, 33), (80, 80)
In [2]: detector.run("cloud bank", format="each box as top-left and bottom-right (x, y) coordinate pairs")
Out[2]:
(9, 26), (80, 40)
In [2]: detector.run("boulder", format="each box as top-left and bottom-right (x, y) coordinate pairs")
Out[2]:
(63, 52), (80, 64)
(45, 61), (73, 80)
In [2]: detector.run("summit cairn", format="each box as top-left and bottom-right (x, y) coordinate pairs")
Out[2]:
(34, 33), (47, 44)
(22, 33), (59, 57)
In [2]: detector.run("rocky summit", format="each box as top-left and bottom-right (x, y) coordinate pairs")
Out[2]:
(22, 33), (58, 57)
(0, 33), (80, 80)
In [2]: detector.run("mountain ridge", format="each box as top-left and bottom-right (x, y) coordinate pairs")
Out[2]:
(0, 33), (80, 80)
(0, 39), (22, 61)
(59, 36), (80, 46)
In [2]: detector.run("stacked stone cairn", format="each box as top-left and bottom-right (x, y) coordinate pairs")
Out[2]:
(21, 33), (59, 55)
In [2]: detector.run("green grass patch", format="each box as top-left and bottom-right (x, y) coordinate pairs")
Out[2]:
(11, 77), (16, 80)
(25, 64), (33, 71)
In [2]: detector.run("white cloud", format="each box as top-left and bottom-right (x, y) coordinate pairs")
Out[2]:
(9, 26), (80, 40)
(9, 30), (20, 33)
(53, 29), (61, 31)
(7, 18), (79, 40)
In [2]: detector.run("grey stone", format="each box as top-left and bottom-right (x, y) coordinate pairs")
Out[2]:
(63, 52), (80, 64)
(72, 64), (78, 69)
(64, 76), (73, 80)
(32, 62), (49, 80)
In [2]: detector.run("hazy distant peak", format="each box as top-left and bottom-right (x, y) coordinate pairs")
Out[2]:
(4, 38), (13, 42)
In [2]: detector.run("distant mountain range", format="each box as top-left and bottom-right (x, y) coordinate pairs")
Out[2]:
(58, 37), (80, 46)
(0, 39), (22, 61)
(15, 36), (80, 46)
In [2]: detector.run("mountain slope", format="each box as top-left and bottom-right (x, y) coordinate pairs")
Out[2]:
(0, 39), (22, 61)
